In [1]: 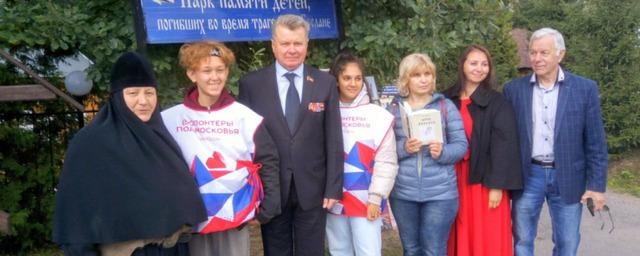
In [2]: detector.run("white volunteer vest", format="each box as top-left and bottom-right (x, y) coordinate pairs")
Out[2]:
(331, 103), (394, 217)
(161, 102), (263, 233)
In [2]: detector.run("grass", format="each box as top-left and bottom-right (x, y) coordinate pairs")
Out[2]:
(381, 229), (403, 256)
(1, 246), (63, 256)
(607, 148), (640, 196)
(248, 222), (403, 256)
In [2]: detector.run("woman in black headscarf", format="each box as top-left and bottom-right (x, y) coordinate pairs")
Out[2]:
(53, 52), (207, 255)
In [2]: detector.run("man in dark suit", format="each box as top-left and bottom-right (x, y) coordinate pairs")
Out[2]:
(238, 14), (343, 256)
(503, 27), (608, 256)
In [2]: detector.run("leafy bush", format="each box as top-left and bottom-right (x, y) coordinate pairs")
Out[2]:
(514, 0), (640, 153)
(338, 0), (518, 87)
(0, 102), (77, 253)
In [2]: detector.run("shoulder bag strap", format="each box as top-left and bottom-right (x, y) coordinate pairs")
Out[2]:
(440, 99), (447, 130)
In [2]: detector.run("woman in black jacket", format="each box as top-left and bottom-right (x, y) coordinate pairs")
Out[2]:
(444, 45), (523, 256)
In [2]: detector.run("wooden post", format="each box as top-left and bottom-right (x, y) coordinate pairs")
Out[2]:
(0, 84), (56, 102)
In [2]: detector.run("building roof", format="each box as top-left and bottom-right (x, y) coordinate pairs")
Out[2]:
(511, 28), (531, 69)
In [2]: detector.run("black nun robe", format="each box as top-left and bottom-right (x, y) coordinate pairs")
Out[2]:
(53, 52), (206, 255)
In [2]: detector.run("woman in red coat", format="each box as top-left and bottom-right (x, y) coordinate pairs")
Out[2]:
(444, 45), (523, 256)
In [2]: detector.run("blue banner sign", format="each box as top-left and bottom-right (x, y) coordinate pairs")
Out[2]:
(140, 0), (339, 44)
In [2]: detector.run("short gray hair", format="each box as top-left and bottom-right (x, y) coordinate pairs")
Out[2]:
(530, 27), (565, 55)
(272, 14), (310, 38)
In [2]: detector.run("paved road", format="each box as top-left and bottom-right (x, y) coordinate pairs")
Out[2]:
(535, 191), (640, 255)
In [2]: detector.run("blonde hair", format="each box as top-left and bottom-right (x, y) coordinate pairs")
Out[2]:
(272, 14), (310, 38)
(397, 53), (437, 97)
(178, 41), (235, 70)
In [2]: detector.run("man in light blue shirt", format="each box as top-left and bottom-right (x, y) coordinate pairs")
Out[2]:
(275, 62), (303, 114)
(531, 68), (563, 163)
(238, 14), (343, 256)
(504, 27), (608, 256)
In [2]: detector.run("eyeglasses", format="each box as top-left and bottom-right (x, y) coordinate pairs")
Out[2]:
(587, 198), (614, 234)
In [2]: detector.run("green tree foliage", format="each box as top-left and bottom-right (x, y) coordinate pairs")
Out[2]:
(0, 48), (77, 252)
(513, 0), (640, 153)
(0, 1), (132, 252)
(0, 0), (135, 91)
(0, 56), (74, 255)
(1, 0), (519, 102)
(339, 0), (518, 87)
(0, 102), (76, 253)
(0, 0), (189, 106)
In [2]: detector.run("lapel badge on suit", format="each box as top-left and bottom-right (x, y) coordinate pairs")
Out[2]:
(306, 75), (314, 83)
(308, 102), (325, 112)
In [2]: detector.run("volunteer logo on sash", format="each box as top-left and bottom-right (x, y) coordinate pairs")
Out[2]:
(336, 140), (382, 215)
(192, 151), (263, 233)
(161, 102), (265, 233)
(330, 104), (394, 217)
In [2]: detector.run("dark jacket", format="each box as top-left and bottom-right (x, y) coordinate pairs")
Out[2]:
(443, 85), (523, 190)
(238, 64), (344, 210)
(503, 71), (608, 203)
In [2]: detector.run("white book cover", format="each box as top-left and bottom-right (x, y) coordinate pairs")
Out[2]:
(402, 102), (443, 145)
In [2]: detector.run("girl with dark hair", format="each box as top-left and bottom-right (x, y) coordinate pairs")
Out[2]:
(325, 52), (398, 256)
(443, 45), (523, 256)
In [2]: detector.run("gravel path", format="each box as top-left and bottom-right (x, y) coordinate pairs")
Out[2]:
(535, 190), (640, 255)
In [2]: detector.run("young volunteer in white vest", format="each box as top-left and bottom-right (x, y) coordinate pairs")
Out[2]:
(325, 52), (399, 256)
(161, 41), (280, 256)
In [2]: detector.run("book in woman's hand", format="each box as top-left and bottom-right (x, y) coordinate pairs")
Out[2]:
(407, 109), (443, 145)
